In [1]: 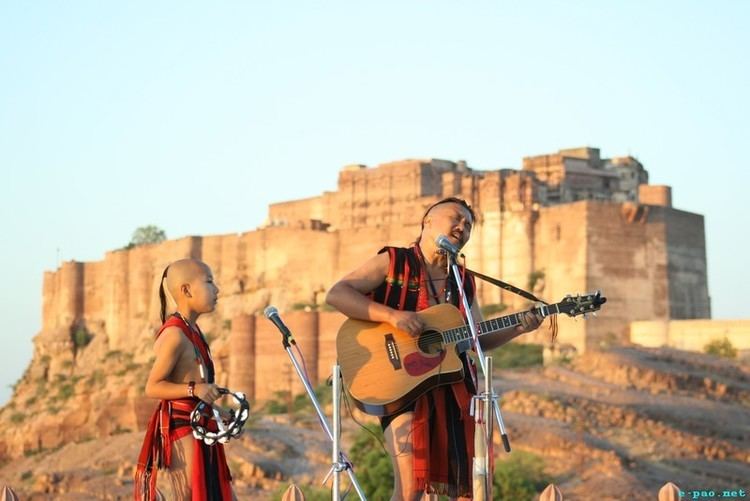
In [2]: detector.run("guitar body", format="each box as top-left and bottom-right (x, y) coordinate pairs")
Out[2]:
(337, 303), (468, 416)
(335, 290), (607, 417)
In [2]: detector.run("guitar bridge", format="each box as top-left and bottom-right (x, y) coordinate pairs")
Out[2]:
(384, 334), (402, 370)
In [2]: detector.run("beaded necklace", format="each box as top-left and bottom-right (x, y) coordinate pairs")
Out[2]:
(416, 244), (449, 305)
(423, 266), (446, 305)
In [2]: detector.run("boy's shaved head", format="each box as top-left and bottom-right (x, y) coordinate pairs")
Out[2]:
(165, 258), (209, 297)
(159, 258), (213, 322)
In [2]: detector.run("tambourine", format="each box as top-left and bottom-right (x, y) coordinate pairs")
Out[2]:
(190, 387), (250, 445)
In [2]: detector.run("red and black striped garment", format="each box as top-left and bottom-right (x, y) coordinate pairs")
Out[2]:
(134, 315), (232, 501)
(369, 245), (478, 498)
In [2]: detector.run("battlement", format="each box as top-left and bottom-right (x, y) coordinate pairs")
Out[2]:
(0, 147), (715, 475)
(269, 158), (487, 231)
(270, 147), (668, 232)
(34, 146), (709, 393)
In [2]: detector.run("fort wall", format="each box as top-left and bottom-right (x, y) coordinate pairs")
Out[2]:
(30, 147), (714, 402)
(5, 147), (727, 463)
(630, 319), (750, 357)
(664, 209), (710, 319)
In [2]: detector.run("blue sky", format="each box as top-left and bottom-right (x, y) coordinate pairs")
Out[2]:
(1, 1), (748, 404)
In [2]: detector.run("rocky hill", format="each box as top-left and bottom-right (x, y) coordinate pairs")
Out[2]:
(1, 345), (748, 499)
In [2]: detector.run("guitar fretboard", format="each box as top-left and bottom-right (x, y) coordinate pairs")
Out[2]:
(440, 304), (559, 345)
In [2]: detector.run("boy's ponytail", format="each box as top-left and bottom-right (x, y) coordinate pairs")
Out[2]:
(159, 266), (170, 323)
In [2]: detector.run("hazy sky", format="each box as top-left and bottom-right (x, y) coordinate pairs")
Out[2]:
(1, 1), (748, 405)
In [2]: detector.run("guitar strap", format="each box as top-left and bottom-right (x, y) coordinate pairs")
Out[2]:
(467, 268), (558, 342)
(466, 268), (549, 305)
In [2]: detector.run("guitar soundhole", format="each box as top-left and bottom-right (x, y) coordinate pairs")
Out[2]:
(417, 329), (444, 355)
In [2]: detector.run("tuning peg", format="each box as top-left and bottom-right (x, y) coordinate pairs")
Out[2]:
(592, 312), (598, 318)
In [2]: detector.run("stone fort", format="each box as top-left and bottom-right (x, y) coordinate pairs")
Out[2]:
(35, 146), (713, 406)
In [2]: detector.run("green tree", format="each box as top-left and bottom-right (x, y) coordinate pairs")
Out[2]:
(527, 270), (545, 292)
(493, 450), (551, 500)
(72, 326), (92, 348)
(491, 342), (544, 369)
(704, 337), (737, 359)
(293, 383), (333, 412)
(128, 225), (167, 247)
(481, 303), (507, 318)
(348, 424), (393, 499)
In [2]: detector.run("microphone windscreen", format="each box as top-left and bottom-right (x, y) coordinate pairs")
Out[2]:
(263, 306), (278, 319)
(435, 234), (459, 254)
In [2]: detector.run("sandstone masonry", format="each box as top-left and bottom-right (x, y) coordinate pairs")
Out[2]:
(32, 147), (712, 404)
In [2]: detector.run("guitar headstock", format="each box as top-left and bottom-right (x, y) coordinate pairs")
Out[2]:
(557, 291), (607, 317)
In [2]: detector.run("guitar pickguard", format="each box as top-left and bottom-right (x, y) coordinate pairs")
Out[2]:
(403, 350), (447, 376)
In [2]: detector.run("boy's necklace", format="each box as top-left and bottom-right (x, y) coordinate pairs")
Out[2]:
(173, 311), (207, 382)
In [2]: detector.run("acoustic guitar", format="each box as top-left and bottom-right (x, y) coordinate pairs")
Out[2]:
(336, 292), (606, 416)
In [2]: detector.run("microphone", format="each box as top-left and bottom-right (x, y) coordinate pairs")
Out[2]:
(263, 306), (296, 345)
(435, 234), (461, 256)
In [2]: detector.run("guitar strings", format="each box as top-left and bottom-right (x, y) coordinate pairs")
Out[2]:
(337, 327), (480, 361)
(340, 312), (527, 361)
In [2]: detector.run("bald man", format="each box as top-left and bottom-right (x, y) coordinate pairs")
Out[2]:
(135, 259), (236, 501)
(327, 198), (542, 500)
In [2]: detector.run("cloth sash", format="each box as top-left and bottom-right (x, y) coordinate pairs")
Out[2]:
(371, 245), (477, 498)
(134, 316), (232, 501)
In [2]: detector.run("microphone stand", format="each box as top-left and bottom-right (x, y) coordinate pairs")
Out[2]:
(445, 250), (509, 499)
(273, 319), (367, 500)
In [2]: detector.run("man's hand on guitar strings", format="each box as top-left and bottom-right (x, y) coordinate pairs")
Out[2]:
(390, 309), (424, 336)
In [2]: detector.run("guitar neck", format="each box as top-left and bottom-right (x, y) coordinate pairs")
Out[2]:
(440, 303), (560, 345)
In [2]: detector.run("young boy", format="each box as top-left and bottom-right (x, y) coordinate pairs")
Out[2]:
(135, 258), (235, 500)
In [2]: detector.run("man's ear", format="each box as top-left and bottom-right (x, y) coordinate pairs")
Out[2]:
(181, 284), (192, 298)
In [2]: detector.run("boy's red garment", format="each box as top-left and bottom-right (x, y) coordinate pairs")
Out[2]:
(134, 315), (232, 501)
